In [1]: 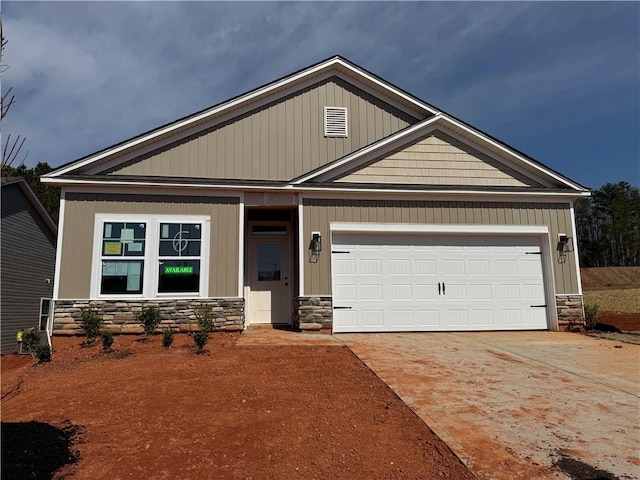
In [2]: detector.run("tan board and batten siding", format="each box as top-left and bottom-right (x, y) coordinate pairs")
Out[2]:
(338, 130), (543, 187)
(104, 77), (419, 181)
(303, 199), (578, 296)
(58, 193), (240, 299)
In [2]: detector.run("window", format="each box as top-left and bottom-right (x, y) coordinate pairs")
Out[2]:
(158, 223), (201, 293)
(324, 106), (348, 137)
(92, 215), (209, 298)
(100, 222), (145, 294)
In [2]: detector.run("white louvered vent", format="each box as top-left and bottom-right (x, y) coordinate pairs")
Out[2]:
(324, 106), (348, 137)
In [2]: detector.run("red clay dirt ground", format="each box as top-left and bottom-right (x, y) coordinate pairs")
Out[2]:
(1, 334), (474, 480)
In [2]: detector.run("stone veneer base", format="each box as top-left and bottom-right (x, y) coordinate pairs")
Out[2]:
(52, 299), (245, 335)
(293, 296), (333, 331)
(556, 294), (585, 331)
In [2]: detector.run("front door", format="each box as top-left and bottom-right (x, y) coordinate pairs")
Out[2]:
(247, 223), (292, 325)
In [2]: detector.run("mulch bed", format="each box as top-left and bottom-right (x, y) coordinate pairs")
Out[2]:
(1, 334), (474, 480)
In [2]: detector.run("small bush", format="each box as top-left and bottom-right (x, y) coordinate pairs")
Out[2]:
(34, 344), (52, 363)
(100, 330), (114, 350)
(584, 303), (600, 329)
(80, 307), (103, 344)
(162, 328), (174, 348)
(22, 328), (41, 356)
(136, 306), (161, 338)
(194, 304), (215, 333)
(193, 331), (208, 353)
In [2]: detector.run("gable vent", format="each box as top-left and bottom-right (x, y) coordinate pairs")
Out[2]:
(324, 106), (348, 138)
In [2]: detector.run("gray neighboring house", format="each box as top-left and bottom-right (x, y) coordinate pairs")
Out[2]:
(1, 177), (57, 354)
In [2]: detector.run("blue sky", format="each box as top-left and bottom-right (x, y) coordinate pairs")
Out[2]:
(3, 1), (639, 189)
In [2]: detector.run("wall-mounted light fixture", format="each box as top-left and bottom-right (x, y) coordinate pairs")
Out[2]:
(308, 231), (322, 263)
(556, 233), (574, 263)
(311, 232), (322, 253)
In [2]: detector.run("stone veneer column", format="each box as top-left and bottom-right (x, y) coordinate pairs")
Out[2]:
(293, 296), (333, 331)
(556, 294), (585, 331)
(52, 299), (245, 335)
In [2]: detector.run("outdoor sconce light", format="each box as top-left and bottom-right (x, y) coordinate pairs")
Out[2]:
(557, 234), (574, 253)
(556, 233), (574, 264)
(311, 232), (322, 253)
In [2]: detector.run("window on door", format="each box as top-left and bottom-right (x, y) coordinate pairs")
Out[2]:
(257, 244), (281, 281)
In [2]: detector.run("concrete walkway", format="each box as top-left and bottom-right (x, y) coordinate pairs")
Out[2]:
(339, 332), (640, 480)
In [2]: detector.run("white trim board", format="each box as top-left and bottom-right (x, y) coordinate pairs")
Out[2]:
(330, 223), (549, 235)
(52, 190), (66, 300)
(41, 177), (589, 201)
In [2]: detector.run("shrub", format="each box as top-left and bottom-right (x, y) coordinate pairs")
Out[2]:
(100, 330), (114, 350)
(194, 304), (215, 333)
(135, 306), (161, 338)
(80, 307), (103, 344)
(193, 331), (208, 353)
(22, 328), (41, 356)
(162, 328), (174, 348)
(584, 303), (600, 329)
(34, 344), (52, 363)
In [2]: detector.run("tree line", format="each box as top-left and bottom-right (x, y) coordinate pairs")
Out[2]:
(575, 181), (639, 267)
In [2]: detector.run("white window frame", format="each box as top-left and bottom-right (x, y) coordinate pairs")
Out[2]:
(91, 214), (210, 299)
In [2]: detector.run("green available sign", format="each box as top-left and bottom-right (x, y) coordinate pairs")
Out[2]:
(164, 265), (194, 275)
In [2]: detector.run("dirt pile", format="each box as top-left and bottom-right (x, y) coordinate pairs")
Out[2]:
(581, 267), (640, 290)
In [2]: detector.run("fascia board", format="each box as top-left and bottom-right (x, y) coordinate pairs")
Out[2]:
(41, 176), (590, 201)
(45, 56), (437, 179)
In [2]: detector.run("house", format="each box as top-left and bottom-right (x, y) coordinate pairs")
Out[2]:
(42, 56), (588, 335)
(1, 177), (57, 353)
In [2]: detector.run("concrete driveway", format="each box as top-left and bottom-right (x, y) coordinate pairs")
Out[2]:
(339, 332), (640, 480)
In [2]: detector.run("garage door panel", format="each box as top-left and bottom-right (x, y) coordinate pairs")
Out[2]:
(415, 284), (438, 300)
(390, 284), (413, 301)
(470, 309), (494, 326)
(392, 309), (414, 326)
(468, 284), (492, 300)
(359, 259), (382, 275)
(361, 284), (383, 300)
(362, 310), (385, 327)
(332, 233), (548, 333)
(416, 309), (441, 326)
(415, 259), (437, 275)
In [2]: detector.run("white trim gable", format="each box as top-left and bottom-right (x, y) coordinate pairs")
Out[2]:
(294, 114), (587, 192)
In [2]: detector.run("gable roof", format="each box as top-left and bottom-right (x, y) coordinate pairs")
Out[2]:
(44, 55), (437, 179)
(42, 55), (588, 194)
(1, 177), (58, 236)
(293, 114), (587, 191)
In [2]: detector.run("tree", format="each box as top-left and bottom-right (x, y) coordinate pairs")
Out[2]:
(575, 182), (640, 267)
(1, 14), (29, 169)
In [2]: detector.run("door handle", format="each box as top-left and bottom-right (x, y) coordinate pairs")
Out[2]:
(438, 283), (441, 295)
(442, 282), (446, 295)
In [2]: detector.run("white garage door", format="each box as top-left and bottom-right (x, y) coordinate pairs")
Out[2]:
(331, 233), (548, 333)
